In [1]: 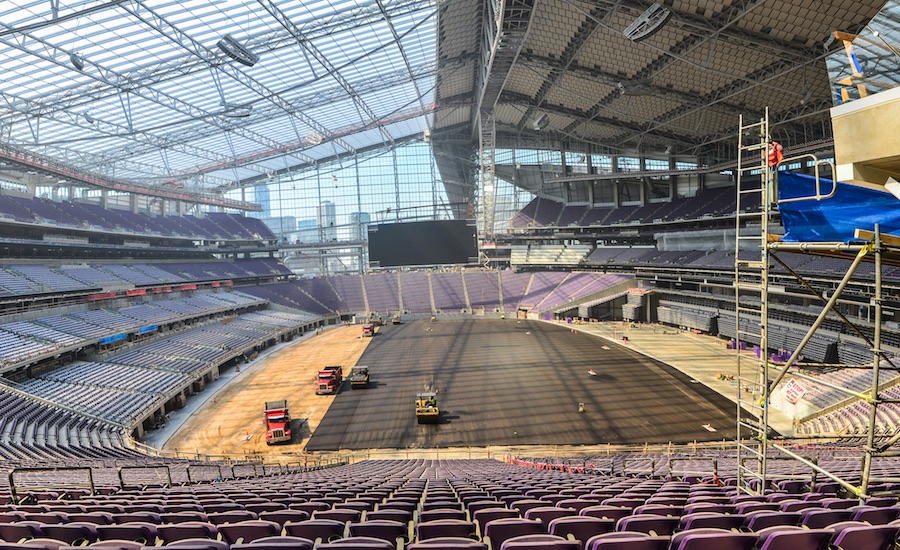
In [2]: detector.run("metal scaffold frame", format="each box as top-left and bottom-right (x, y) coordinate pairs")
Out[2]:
(733, 109), (900, 499)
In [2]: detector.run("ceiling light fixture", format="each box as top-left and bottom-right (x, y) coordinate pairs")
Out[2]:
(623, 3), (671, 42)
(217, 34), (259, 67)
(220, 102), (253, 118)
(532, 113), (549, 131)
(69, 52), (85, 71)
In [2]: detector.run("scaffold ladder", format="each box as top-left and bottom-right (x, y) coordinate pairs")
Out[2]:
(734, 109), (774, 494)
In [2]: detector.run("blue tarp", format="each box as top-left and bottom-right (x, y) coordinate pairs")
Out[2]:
(98, 332), (127, 346)
(138, 324), (158, 335)
(778, 171), (900, 242)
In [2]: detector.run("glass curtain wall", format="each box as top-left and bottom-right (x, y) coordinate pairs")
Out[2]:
(232, 141), (449, 244)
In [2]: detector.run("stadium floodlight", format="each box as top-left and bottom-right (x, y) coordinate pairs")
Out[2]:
(623, 3), (671, 42)
(69, 52), (85, 71)
(217, 34), (259, 67)
(220, 102), (253, 118)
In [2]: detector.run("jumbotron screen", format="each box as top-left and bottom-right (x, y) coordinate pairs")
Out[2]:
(368, 220), (479, 268)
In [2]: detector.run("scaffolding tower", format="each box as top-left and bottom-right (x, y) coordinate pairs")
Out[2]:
(732, 110), (900, 498)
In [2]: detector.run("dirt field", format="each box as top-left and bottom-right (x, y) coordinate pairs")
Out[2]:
(163, 325), (372, 459)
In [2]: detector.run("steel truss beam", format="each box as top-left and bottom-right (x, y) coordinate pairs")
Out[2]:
(0, 0), (432, 127)
(0, 15), (308, 179)
(77, 62), (436, 181)
(256, 0), (395, 146)
(120, 0), (346, 155)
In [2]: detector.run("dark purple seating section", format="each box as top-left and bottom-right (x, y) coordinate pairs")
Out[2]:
(583, 247), (900, 290)
(0, 260), (291, 299)
(0, 458), (889, 550)
(0, 302), (317, 459)
(508, 186), (738, 230)
(258, 271), (631, 316)
(0, 195), (275, 241)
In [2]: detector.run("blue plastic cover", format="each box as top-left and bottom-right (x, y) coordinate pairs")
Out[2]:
(98, 332), (127, 345)
(778, 171), (900, 242)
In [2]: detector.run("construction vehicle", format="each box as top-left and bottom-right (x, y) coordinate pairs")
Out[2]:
(263, 400), (292, 444)
(349, 365), (370, 389)
(416, 392), (440, 424)
(316, 366), (343, 395)
(392, 315), (401, 325)
(362, 323), (375, 337)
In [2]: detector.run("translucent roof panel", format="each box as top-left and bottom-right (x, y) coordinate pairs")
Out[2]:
(0, 0), (438, 191)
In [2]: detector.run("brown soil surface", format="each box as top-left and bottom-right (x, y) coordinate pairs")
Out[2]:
(163, 325), (372, 460)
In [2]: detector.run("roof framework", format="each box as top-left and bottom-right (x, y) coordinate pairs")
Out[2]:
(0, 0), (437, 199)
(0, 0), (890, 208)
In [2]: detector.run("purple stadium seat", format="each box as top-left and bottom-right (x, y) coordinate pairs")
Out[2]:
(40, 524), (100, 545)
(156, 523), (218, 544)
(419, 509), (466, 523)
(283, 519), (345, 543)
(779, 500), (822, 513)
(473, 508), (519, 534)
(239, 535), (316, 550)
(160, 512), (209, 524)
(547, 516), (615, 545)
(584, 532), (669, 550)
(416, 520), (477, 541)
(217, 521), (281, 545)
(347, 520), (408, 543)
(499, 534), (579, 550)
(677, 512), (745, 531)
(556, 500), (596, 513)
(631, 505), (682, 516)
(67, 513), (113, 525)
(95, 523), (158, 544)
(580, 507), (633, 522)
(0, 523), (44, 542)
(164, 540), (229, 550)
(407, 537), (487, 550)
(314, 537), (394, 550)
(614, 515), (678, 536)
(743, 511), (800, 531)
(735, 502), (778, 514)
(523, 507), (576, 525)
(754, 526), (833, 550)
(851, 505), (900, 524)
(258, 510), (310, 527)
(798, 508), (851, 528)
(668, 528), (757, 550)
(510, 500), (547, 515)
(4, 541), (67, 550)
(830, 521), (898, 549)
(483, 518), (543, 549)
(206, 511), (257, 525)
(365, 509), (412, 524)
(85, 540), (146, 550)
(313, 510), (362, 524)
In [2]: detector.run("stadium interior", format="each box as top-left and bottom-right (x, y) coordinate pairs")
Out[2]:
(2, 0), (900, 548)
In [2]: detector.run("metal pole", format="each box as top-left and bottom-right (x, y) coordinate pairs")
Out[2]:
(861, 225), (882, 498)
(767, 246), (869, 395)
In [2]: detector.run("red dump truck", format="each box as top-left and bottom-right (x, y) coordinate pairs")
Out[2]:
(362, 323), (375, 337)
(316, 365), (343, 395)
(263, 400), (291, 445)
